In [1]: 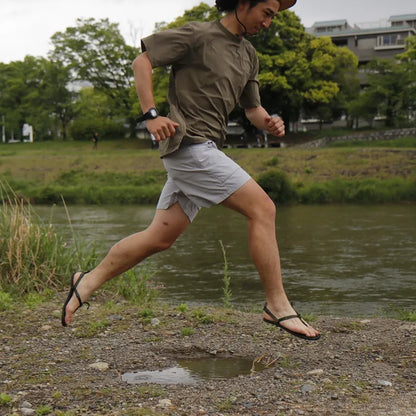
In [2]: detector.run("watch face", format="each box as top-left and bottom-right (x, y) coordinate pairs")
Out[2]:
(149, 108), (158, 118)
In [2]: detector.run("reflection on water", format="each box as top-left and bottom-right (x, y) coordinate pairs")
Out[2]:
(122, 366), (198, 385)
(122, 357), (263, 385)
(34, 203), (416, 317)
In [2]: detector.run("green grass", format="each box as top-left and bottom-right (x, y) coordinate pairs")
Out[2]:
(0, 137), (415, 205)
(0, 392), (12, 407)
(109, 267), (158, 306)
(328, 136), (416, 148)
(389, 306), (416, 322)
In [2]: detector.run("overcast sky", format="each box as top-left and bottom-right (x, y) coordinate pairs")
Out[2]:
(1, 0), (415, 63)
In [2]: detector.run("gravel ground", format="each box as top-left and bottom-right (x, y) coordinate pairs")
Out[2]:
(1, 293), (415, 416)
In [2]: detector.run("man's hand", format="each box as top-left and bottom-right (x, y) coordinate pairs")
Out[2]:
(265, 116), (285, 138)
(146, 117), (179, 141)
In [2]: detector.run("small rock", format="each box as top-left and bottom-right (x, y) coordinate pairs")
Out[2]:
(108, 315), (123, 321)
(21, 401), (33, 409)
(307, 369), (324, 376)
(20, 408), (36, 416)
(157, 398), (172, 408)
(40, 325), (52, 331)
(88, 362), (109, 371)
(301, 382), (315, 394)
(378, 379), (392, 387)
(151, 318), (160, 327)
(400, 324), (416, 332)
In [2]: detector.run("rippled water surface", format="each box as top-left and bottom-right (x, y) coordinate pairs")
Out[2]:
(35, 203), (416, 316)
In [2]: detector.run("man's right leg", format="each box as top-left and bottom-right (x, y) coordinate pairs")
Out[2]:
(62, 202), (190, 326)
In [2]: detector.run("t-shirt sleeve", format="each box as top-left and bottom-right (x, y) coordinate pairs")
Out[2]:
(239, 49), (261, 109)
(141, 24), (195, 68)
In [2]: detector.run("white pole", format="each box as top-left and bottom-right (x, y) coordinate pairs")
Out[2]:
(1, 115), (5, 143)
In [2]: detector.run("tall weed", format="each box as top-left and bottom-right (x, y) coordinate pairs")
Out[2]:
(219, 240), (232, 308)
(0, 183), (98, 295)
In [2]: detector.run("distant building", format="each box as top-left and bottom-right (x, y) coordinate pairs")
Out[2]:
(308, 14), (416, 66)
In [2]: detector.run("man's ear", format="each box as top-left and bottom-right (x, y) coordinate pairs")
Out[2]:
(236, 0), (251, 13)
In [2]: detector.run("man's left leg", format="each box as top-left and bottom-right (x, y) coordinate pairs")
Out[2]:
(221, 178), (319, 339)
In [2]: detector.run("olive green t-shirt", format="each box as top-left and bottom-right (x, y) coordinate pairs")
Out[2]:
(141, 20), (261, 157)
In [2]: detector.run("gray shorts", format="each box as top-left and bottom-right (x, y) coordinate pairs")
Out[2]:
(157, 141), (251, 222)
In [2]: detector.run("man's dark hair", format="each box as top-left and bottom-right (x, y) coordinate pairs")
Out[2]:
(215, 0), (267, 12)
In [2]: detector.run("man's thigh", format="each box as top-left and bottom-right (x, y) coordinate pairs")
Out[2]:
(148, 202), (191, 244)
(221, 178), (274, 219)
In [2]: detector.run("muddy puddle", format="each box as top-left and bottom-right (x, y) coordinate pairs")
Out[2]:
(122, 356), (272, 385)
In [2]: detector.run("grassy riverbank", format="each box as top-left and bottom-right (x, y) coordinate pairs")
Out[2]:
(1, 135), (415, 204)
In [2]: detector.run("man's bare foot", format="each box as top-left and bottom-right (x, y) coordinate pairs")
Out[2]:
(61, 272), (90, 327)
(263, 303), (320, 341)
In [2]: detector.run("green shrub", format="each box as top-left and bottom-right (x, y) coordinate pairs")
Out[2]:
(181, 327), (195, 336)
(0, 291), (12, 311)
(192, 309), (213, 324)
(0, 392), (12, 407)
(257, 170), (296, 204)
(297, 177), (416, 204)
(110, 266), (158, 305)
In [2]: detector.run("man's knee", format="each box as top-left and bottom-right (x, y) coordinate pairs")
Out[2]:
(153, 236), (176, 253)
(255, 193), (276, 221)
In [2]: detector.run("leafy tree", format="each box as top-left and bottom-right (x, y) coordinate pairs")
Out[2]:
(398, 36), (416, 123)
(165, 3), (221, 29)
(0, 57), (75, 141)
(50, 18), (138, 137)
(39, 59), (77, 140)
(70, 87), (126, 140)
(398, 35), (416, 61)
(359, 59), (414, 127)
(302, 37), (359, 127)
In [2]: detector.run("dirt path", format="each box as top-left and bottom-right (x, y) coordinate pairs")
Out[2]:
(1, 294), (415, 415)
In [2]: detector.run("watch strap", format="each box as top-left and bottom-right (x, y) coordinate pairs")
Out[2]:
(137, 108), (159, 123)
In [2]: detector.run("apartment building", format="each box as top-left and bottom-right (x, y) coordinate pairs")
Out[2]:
(308, 14), (416, 65)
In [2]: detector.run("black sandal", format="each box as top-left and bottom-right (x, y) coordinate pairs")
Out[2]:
(263, 303), (320, 341)
(61, 272), (90, 327)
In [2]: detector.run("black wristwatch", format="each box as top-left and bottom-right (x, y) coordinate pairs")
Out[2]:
(137, 108), (159, 122)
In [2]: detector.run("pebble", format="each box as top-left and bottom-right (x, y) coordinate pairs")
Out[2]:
(157, 398), (172, 408)
(40, 325), (52, 331)
(400, 324), (416, 332)
(88, 362), (109, 371)
(151, 318), (160, 327)
(301, 382), (315, 394)
(378, 379), (393, 387)
(108, 315), (123, 321)
(20, 408), (35, 416)
(307, 369), (324, 376)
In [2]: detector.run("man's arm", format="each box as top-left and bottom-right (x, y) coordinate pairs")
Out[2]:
(132, 52), (179, 141)
(244, 106), (285, 138)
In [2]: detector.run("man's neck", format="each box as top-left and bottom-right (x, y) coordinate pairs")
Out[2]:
(220, 13), (245, 38)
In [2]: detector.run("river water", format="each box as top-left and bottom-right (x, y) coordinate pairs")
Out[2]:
(34, 203), (415, 317)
